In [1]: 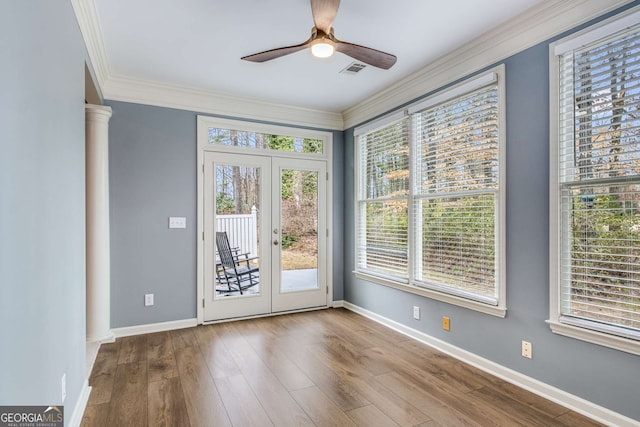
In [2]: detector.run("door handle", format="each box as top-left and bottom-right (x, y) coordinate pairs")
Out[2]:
(273, 240), (279, 246)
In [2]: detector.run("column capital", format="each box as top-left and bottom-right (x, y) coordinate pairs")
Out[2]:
(85, 104), (112, 122)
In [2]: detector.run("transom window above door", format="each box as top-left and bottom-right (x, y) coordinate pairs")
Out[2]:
(199, 117), (328, 157)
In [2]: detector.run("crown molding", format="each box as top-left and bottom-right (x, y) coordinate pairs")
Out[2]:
(70, 0), (343, 129)
(71, 0), (110, 91)
(72, 0), (633, 131)
(103, 75), (344, 130)
(342, 0), (635, 129)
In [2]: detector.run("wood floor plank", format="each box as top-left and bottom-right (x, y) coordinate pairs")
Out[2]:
(148, 355), (178, 383)
(236, 320), (315, 391)
(147, 377), (191, 427)
(319, 309), (410, 349)
(468, 387), (565, 426)
(214, 374), (274, 427)
(291, 386), (358, 427)
(174, 345), (231, 427)
(215, 323), (315, 427)
(375, 371), (480, 427)
(278, 337), (372, 411)
(192, 324), (241, 379)
(416, 421), (445, 427)
(117, 335), (147, 364)
(555, 411), (606, 427)
(479, 376), (570, 419)
(148, 331), (178, 383)
(106, 362), (147, 427)
(147, 331), (174, 360)
(396, 339), (495, 392)
(312, 334), (393, 376)
(329, 309), (409, 345)
(380, 367), (529, 427)
(310, 350), (430, 427)
(80, 403), (109, 427)
(346, 404), (401, 427)
(371, 343), (481, 395)
(87, 343), (119, 405)
(170, 327), (198, 350)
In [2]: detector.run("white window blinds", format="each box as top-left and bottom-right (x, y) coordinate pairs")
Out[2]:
(413, 85), (500, 303)
(558, 23), (640, 338)
(356, 118), (410, 280)
(355, 69), (503, 308)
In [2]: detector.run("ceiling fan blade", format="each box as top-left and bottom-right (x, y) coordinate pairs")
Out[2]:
(310, 0), (340, 34)
(335, 40), (397, 70)
(241, 40), (311, 63)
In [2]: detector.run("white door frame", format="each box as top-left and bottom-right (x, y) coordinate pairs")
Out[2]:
(196, 116), (333, 324)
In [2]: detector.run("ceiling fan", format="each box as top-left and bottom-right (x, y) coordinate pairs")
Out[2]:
(241, 0), (397, 70)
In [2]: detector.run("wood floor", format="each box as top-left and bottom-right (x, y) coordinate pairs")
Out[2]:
(81, 308), (604, 427)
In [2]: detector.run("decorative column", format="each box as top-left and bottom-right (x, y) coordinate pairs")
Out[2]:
(85, 104), (114, 343)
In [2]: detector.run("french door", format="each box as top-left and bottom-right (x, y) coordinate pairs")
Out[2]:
(203, 151), (327, 322)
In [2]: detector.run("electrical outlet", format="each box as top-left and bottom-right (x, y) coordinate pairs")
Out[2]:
(522, 340), (532, 359)
(442, 316), (450, 331)
(413, 306), (420, 320)
(61, 373), (66, 403)
(145, 293), (154, 306)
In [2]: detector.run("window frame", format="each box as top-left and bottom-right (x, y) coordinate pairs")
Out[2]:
(354, 65), (507, 318)
(549, 6), (640, 356)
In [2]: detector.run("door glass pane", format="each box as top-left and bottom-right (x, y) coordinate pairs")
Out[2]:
(214, 164), (261, 299)
(281, 169), (319, 292)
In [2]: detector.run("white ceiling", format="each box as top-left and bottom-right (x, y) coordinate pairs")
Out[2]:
(92, 0), (546, 113)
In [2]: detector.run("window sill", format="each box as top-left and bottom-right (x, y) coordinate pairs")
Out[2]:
(353, 271), (507, 318)
(547, 320), (640, 356)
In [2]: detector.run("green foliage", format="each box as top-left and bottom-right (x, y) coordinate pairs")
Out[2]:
(267, 135), (295, 151)
(267, 135), (295, 199)
(216, 192), (235, 214)
(281, 232), (298, 249)
(302, 138), (323, 154)
(571, 193), (639, 273)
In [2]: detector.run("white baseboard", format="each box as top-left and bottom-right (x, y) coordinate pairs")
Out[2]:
(68, 380), (91, 427)
(111, 318), (198, 338)
(343, 302), (639, 427)
(332, 300), (345, 308)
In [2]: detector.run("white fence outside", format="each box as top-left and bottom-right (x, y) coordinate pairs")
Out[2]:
(216, 206), (258, 257)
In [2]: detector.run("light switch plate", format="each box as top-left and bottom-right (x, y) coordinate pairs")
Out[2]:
(169, 217), (186, 229)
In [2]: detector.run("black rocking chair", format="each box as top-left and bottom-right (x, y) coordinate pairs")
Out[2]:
(215, 232), (259, 295)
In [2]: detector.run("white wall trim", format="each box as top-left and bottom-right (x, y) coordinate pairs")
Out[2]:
(110, 318), (197, 338)
(68, 380), (91, 427)
(342, 0), (634, 129)
(71, 0), (110, 91)
(342, 302), (640, 427)
(332, 300), (345, 308)
(103, 76), (344, 130)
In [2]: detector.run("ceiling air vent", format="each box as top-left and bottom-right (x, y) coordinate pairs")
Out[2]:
(340, 62), (367, 75)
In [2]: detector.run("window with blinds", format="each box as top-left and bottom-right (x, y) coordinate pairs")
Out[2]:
(555, 19), (640, 341)
(356, 117), (410, 280)
(355, 69), (504, 309)
(413, 85), (499, 303)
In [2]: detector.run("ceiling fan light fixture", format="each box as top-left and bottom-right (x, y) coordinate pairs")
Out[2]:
(310, 37), (335, 58)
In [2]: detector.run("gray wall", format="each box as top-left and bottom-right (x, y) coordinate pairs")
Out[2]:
(343, 3), (640, 421)
(107, 101), (344, 327)
(0, 0), (89, 421)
